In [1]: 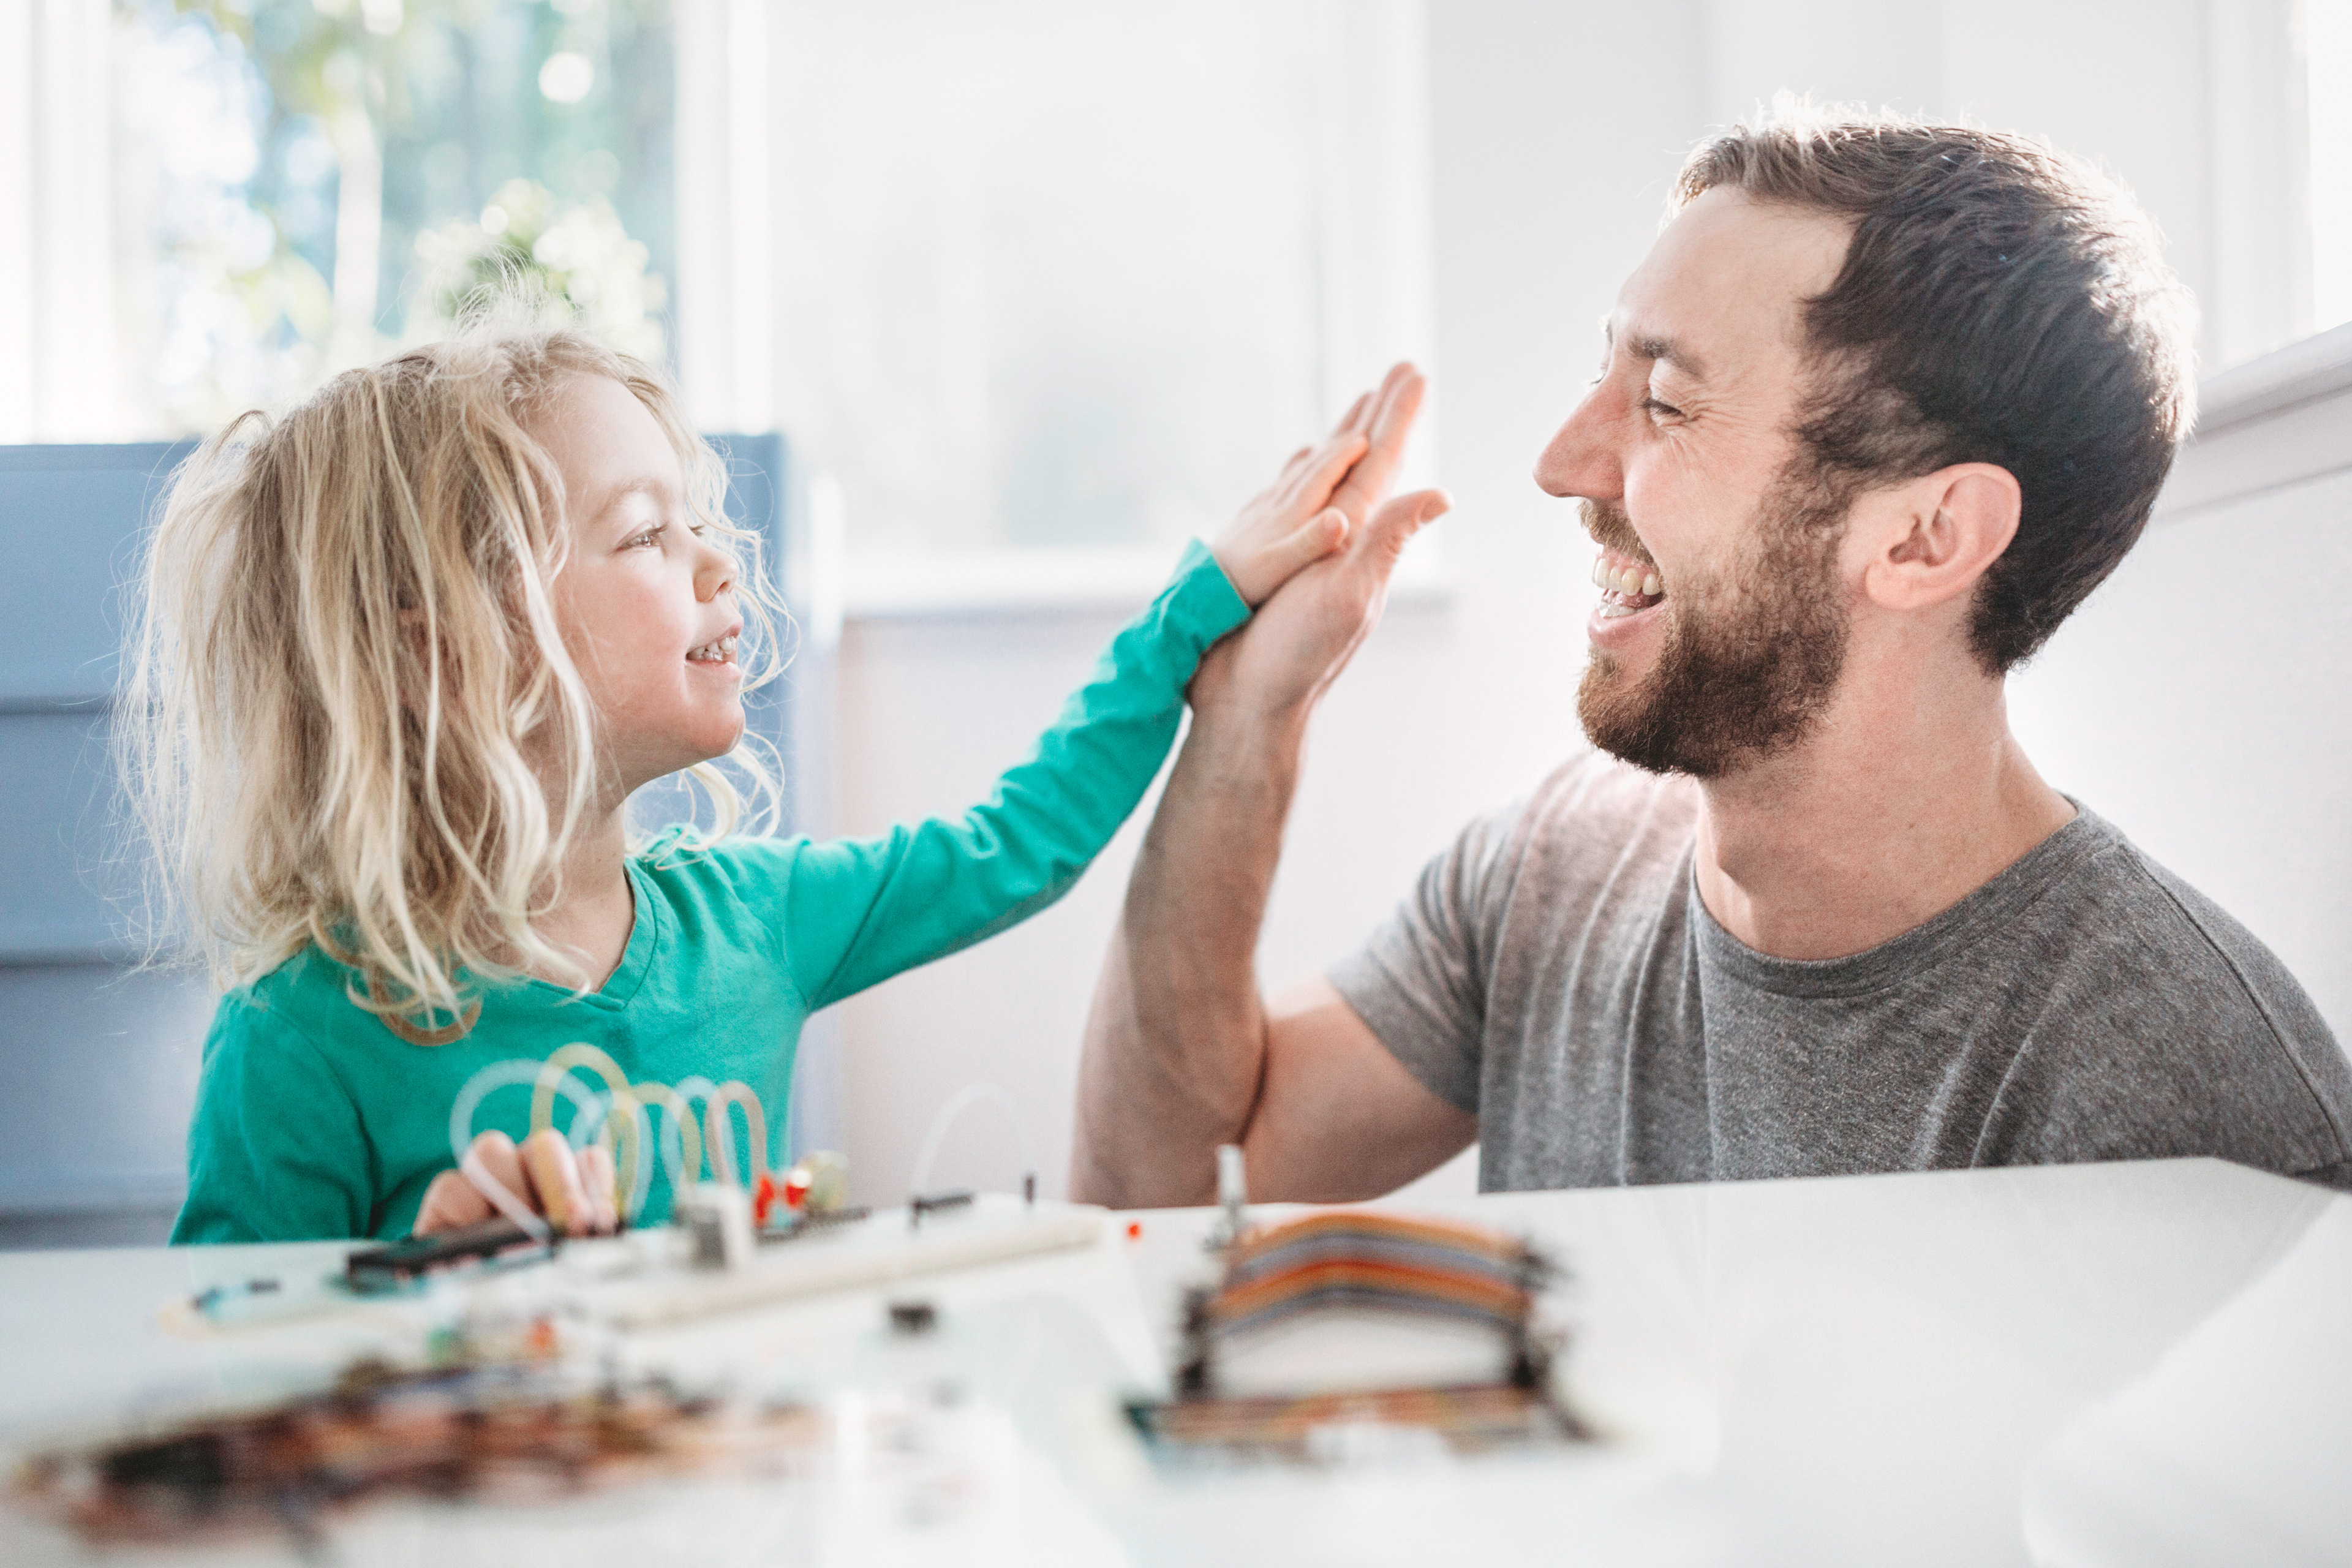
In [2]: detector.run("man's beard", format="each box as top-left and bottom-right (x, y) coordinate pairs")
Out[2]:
(1577, 465), (1852, 780)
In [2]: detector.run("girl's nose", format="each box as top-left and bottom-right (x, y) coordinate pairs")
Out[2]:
(694, 536), (735, 601)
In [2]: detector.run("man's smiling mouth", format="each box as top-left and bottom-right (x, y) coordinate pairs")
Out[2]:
(1592, 551), (1666, 619)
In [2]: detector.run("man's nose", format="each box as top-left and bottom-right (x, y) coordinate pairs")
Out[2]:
(1532, 385), (1625, 504)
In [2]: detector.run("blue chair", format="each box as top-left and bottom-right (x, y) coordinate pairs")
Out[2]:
(0, 434), (834, 1246)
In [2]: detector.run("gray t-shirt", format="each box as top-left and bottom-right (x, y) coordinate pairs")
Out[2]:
(1330, 752), (2352, 1191)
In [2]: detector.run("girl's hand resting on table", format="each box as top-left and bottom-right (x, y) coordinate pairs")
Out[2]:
(414, 1128), (620, 1238)
(1212, 363), (1428, 606)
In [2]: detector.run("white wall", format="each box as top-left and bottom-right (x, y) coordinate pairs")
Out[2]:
(1701, 0), (2302, 371)
(816, 0), (2345, 1207)
(2009, 466), (2352, 1046)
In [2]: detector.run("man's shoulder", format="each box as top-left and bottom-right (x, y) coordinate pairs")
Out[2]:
(1407, 749), (1702, 976)
(1468, 749), (1701, 889)
(1996, 809), (2351, 1178)
(2034, 811), (2332, 1039)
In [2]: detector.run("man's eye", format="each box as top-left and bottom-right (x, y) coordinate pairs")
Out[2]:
(1640, 395), (1683, 420)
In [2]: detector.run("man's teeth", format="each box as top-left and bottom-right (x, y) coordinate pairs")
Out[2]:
(1589, 555), (1664, 600)
(687, 635), (739, 664)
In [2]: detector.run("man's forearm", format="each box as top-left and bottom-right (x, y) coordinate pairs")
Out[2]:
(1071, 695), (1307, 1207)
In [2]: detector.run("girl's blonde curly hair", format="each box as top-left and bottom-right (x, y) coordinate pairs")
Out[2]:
(121, 324), (786, 1043)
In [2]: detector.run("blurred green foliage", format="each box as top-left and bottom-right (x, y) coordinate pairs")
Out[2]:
(412, 175), (666, 358)
(122, 0), (672, 428)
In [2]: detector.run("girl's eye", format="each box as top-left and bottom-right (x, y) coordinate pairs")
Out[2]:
(629, 524), (668, 549)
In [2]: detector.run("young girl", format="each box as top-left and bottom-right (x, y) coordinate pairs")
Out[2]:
(134, 323), (1432, 1242)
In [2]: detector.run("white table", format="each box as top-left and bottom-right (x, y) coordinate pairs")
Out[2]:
(2, 1158), (2344, 1567)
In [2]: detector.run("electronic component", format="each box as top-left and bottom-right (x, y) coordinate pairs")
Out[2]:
(679, 1182), (755, 1270)
(345, 1218), (546, 1289)
(1204, 1142), (1250, 1251)
(12, 1355), (821, 1547)
(908, 1188), (974, 1229)
(1131, 1208), (1587, 1468)
(758, 1204), (872, 1243)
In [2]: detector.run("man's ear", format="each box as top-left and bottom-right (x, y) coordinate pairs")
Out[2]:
(1858, 462), (2021, 612)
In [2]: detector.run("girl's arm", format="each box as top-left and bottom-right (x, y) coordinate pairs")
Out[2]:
(777, 540), (1248, 1010)
(768, 366), (1436, 1010)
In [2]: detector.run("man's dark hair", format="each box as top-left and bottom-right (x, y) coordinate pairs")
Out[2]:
(1676, 103), (2196, 671)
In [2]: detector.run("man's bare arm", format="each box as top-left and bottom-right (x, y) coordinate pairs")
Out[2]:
(1243, 977), (1477, 1200)
(1070, 365), (1462, 1206)
(1069, 663), (1474, 1206)
(1068, 682), (1300, 1207)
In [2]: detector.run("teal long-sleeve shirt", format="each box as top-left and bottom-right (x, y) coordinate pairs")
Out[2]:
(172, 542), (1248, 1243)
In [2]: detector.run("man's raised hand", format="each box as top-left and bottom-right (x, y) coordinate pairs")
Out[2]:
(1209, 363), (1427, 607)
(1071, 365), (1446, 1210)
(1199, 364), (1449, 721)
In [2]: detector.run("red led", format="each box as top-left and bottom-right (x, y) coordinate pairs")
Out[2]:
(1125, 1220), (1143, 1241)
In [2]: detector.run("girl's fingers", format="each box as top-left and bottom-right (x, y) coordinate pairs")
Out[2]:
(1220, 507), (1348, 607)
(521, 1128), (590, 1237)
(1334, 390), (1374, 437)
(1330, 368), (1427, 513)
(1281, 430), (1371, 511)
(577, 1144), (620, 1234)
(414, 1168), (492, 1236)
(467, 1129), (535, 1221)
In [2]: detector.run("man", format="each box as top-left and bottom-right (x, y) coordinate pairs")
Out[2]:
(1071, 108), (2352, 1206)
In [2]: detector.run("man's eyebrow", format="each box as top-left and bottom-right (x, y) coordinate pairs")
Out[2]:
(1600, 321), (1708, 382)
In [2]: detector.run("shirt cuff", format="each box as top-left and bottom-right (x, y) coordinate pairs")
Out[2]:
(1164, 538), (1252, 645)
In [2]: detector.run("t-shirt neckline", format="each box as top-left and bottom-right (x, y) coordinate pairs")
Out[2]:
(514, 857), (661, 1010)
(1688, 799), (2116, 1000)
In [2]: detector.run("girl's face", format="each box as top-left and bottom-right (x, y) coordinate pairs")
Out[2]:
(533, 374), (745, 793)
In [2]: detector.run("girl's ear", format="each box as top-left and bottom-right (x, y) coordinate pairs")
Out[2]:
(1860, 462), (2021, 612)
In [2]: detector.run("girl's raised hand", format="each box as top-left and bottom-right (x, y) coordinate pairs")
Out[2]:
(1210, 364), (1427, 607)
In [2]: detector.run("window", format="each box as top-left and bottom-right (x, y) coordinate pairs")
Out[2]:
(10, 0), (1433, 609)
(672, 0), (1437, 610)
(2, 0), (676, 442)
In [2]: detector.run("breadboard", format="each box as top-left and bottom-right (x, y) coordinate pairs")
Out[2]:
(582, 1196), (1104, 1330)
